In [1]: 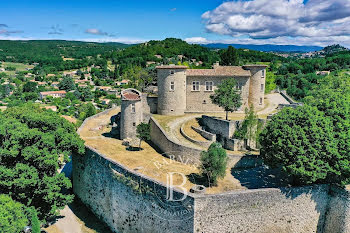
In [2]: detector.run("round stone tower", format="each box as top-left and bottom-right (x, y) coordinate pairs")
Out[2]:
(156, 65), (188, 115)
(120, 88), (143, 140)
(244, 65), (268, 109)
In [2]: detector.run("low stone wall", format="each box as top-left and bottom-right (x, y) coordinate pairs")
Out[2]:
(77, 106), (120, 135)
(201, 115), (238, 138)
(180, 125), (214, 148)
(192, 126), (216, 141)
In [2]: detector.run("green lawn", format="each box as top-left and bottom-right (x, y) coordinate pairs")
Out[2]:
(0, 62), (34, 75)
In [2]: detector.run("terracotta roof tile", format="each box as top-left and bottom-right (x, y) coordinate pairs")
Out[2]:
(121, 89), (141, 101)
(186, 66), (251, 77)
(156, 65), (188, 69)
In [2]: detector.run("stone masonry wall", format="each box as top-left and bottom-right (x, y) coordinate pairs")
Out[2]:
(73, 147), (194, 233)
(324, 186), (350, 233)
(201, 115), (238, 138)
(75, 108), (350, 233)
(194, 185), (330, 233)
(186, 76), (250, 113)
(150, 117), (203, 165)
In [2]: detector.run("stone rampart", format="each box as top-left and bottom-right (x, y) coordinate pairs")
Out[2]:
(74, 109), (350, 233)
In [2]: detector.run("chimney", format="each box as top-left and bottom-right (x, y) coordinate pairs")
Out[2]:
(213, 61), (220, 69)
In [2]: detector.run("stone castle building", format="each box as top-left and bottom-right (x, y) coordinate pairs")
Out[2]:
(120, 63), (267, 140)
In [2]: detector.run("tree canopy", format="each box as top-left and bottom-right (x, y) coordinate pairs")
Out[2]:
(0, 194), (28, 233)
(210, 78), (242, 120)
(0, 105), (85, 219)
(200, 143), (228, 186)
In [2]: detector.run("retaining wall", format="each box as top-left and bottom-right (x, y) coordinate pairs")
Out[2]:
(192, 126), (216, 141)
(202, 115), (239, 138)
(150, 117), (203, 165)
(180, 125), (214, 148)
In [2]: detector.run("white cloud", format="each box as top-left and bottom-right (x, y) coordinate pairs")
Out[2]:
(85, 28), (109, 36)
(185, 36), (350, 48)
(185, 37), (210, 44)
(202, 0), (350, 45)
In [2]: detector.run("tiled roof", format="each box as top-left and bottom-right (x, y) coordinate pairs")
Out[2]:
(156, 65), (188, 69)
(40, 91), (67, 95)
(121, 89), (141, 101)
(186, 66), (251, 77)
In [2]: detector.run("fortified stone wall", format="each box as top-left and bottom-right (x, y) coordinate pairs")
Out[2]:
(194, 185), (330, 233)
(73, 147), (194, 233)
(75, 109), (350, 233)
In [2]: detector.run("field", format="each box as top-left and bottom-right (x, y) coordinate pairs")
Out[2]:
(0, 62), (34, 75)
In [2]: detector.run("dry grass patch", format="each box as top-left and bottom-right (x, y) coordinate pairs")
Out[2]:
(152, 114), (183, 132)
(80, 109), (245, 194)
(182, 118), (207, 142)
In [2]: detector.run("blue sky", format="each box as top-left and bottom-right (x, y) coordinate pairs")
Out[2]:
(0, 0), (227, 42)
(1, 0), (350, 47)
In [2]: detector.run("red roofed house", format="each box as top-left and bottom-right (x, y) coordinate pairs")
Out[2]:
(40, 90), (66, 100)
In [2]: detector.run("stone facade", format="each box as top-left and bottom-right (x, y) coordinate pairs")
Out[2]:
(120, 89), (144, 140)
(157, 66), (187, 115)
(157, 64), (267, 115)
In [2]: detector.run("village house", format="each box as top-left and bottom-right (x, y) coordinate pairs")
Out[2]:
(316, 71), (331, 76)
(39, 90), (66, 100)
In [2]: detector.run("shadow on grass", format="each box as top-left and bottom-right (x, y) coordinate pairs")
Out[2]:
(187, 173), (211, 187)
(126, 146), (144, 151)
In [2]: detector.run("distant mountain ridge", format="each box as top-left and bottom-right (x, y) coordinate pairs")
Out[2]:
(202, 43), (323, 52)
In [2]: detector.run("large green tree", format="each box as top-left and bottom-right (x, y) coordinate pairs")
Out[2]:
(136, 123), (150, 149)
(260, 105), (346, 185)
(220, 46), (239, 66)
(0, 105), (85, 219)
(58, 76), (76, 91)
(210, 78), (242, 120)
(200, 143), (228, 186)
(0, 194), (28, 233)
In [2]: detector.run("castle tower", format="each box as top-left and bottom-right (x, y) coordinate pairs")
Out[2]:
(120, 88), (143, 140)
(156, 65), (188, 115)
(244, 65), (268, 109)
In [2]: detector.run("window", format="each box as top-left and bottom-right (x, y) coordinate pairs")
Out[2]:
(192, 81), (200, 91)
(236, 82), (243, 90)
(170, 70), (175, 75)
(260, 98), (263, 105)
(261, 70), (265, 78)
(205, 81), (213, 91)
(170, 81), (175, 91)
(261, 84), (264, 92)
(133, 122), (136, 127)
(203, 100), (207, 104)
(131, 103), (136, 113)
